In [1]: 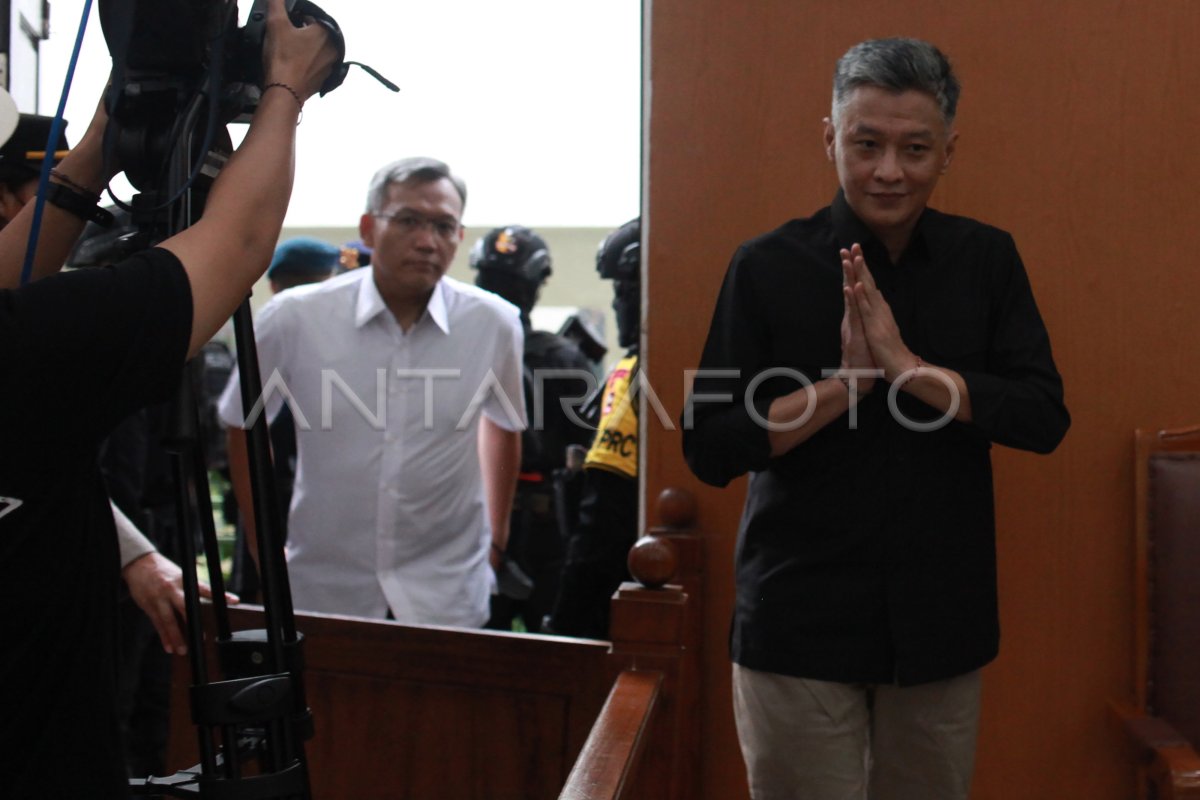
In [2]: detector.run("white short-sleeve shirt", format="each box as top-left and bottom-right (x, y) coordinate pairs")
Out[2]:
(217, 269), (526, 627)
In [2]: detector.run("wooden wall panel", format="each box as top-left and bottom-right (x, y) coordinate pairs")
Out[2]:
(643, 2), (1200, 798)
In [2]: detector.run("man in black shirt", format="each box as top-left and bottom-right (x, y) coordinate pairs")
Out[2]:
(0, 3), (338, 796)
(683, 38), (1069, 800)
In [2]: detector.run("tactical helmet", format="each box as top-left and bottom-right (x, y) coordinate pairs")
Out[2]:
(469, 225), (552, 286)
(595, 218), (639, 282)
(596, 218), (641, 349)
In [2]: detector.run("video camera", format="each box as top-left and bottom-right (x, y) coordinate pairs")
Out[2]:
(98, 0), (392, 193)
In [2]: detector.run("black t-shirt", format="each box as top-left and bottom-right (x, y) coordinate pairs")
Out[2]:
(0, 248), (193, 798)
(683, 192), (1070, 686)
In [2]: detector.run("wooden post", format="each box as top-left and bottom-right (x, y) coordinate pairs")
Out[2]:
(605, 487), (703, 800)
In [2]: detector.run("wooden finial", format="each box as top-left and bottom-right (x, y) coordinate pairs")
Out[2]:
(656, 487), (697, 528)
(627, 535), (678, 589)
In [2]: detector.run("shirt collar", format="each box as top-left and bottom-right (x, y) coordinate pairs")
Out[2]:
(353, 269), (451, 334)
(354, 270), (389, 328)
(829, 188), (936, 266)
(424, 280), (450, 334)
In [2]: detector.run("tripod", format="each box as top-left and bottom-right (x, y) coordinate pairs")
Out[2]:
(115, 86), (313, 800)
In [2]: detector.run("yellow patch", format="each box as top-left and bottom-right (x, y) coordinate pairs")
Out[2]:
(585, 354), (639, 479)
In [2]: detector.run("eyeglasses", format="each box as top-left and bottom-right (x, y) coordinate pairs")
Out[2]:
(373, 211), (460, 240)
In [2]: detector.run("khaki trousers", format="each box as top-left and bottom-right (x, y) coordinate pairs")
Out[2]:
(732, 664), (983, 800)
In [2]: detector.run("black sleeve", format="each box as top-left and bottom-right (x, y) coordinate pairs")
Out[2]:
(681, 246), (776, 487)
(524, 336), (598, 472)
(0, 247), (194, 445)
(960, 234), (1070, 454)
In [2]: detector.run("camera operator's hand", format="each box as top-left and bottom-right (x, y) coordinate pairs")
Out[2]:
(161, 0), (341, 358)
(263, 0), (341, 104)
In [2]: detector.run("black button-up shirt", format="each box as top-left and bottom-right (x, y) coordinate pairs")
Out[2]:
(683, 192), (1069, 686)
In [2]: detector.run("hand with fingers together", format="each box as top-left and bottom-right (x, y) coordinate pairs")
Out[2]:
(839, 245), (879, 396)
(842, 243), (920, 382)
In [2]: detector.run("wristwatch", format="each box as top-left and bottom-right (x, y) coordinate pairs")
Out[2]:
(44, 181), (114, 228)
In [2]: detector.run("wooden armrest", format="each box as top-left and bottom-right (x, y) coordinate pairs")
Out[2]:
(559, 670), (663, 800)
(1112, 701), (1192, 751)
(1153, 748), (1200, 800)
(1110, 701), (1200, 799)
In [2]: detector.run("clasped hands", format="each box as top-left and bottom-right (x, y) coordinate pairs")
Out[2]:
(839, 243), (919, 395)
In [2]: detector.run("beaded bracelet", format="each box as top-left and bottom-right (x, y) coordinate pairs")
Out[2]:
(264, 82), (304, 123)
(50, 168), (99, 201)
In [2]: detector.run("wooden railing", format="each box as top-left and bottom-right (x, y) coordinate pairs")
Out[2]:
(1111, 701), (1200, 800)
(558, 486), (703, 800)
(559, 670), (663, 800)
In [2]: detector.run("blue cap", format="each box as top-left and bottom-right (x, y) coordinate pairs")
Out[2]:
(267, 237), (340, 279)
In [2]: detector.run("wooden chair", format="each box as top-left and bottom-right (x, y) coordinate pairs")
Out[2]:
(1112, 426), (1200, 799)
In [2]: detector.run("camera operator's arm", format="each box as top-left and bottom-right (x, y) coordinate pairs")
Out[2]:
(0, 98), (112, 289)
(161, 0), (338, 357)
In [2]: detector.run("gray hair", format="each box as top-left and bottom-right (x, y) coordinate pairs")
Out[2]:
(365, 156), (468, 215)
(832, 38), (960, 128)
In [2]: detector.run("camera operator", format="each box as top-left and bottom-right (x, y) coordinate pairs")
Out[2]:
(0, 1), (338, 796)
(0, 110), (235, 664)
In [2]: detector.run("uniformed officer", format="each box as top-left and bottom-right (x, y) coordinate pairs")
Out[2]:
(545, 217), (641, 638)
(471, 225), (594, 632)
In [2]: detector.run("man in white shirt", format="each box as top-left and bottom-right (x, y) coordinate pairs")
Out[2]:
(220, 157), (525, 628)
